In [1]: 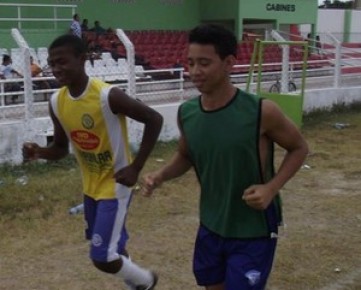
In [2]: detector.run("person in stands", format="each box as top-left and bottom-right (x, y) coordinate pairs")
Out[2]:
(0, 54), (23, 104)
(69, 13), (82, 38)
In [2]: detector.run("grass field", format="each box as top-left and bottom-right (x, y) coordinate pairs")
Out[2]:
(0, 106), (360, 290)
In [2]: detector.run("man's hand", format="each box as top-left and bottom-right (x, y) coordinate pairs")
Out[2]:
(141, 172), (163, 197)
(113, 164), (139, 187)
(242, 184), (278, 210)
(22, 142), (40, 162)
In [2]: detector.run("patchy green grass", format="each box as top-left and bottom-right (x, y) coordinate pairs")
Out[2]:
(0, 110), (360, 290)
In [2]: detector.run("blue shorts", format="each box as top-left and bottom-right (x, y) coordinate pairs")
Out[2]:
(193, 225), (277, 290)
(83, 190), (132, 263)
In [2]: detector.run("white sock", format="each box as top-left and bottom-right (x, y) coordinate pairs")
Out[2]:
(116, 255), (153, 286)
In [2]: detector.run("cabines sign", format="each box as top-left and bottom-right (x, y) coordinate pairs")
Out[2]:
(266, 3), (296, 12)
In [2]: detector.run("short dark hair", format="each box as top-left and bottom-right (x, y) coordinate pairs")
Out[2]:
(188, 24), (237, 59)
(49, 34), (87, 56)
(2, 54), (11, 63)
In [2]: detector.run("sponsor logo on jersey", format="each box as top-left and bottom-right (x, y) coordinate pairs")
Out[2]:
(71, 130), (100, 150)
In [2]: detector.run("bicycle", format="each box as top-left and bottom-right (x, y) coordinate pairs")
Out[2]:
(268, 76), (297, 93)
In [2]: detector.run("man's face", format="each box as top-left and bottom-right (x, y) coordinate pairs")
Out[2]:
(187, 43), (233, 94)
(48, 45), (85, 87)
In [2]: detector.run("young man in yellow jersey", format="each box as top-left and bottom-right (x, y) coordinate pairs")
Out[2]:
(142, 24), (308, 290)
(22, 34), (162, 290)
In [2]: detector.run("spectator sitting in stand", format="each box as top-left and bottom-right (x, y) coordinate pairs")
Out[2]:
(106, 27), (116, 35)
(0, 54), (23, 104)
(30, 56), (42, 78)
(41, 62), (60, 90)
(106, 43), (148, 67)
(30, 56), (51, 100)
(81, 18), (89, 32)
(316, 35), (322, 55)
(87, 43), (102, 66)
(172, 60), (183, 78)
(108, 42), (123, 61)
(90, 20), (107, 36)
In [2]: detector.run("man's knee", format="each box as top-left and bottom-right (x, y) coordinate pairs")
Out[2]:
(92, 258), (122, 274)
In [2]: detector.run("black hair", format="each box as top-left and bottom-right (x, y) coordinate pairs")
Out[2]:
(2, 54), (10, 63)
(73, 14), (79, 20)
(188, 24), (237, 59)
(49, 34), (87, 56)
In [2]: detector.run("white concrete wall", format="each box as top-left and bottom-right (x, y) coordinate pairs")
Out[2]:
(0, 121), (25, 164)
(0, 117), (59, 164)
(317, 9), (345, 35)
(126, 102), (180, 152)
(303, 87), (361, 112)
(300, 9), (361, 43)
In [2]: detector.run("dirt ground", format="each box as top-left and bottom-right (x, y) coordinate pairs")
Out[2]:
(0, 109), (360, 290)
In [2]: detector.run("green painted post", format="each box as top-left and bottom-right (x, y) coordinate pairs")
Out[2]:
(247, 40), (308, 127)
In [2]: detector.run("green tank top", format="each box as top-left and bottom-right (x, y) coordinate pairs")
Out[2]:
(179, 89), (282, 238)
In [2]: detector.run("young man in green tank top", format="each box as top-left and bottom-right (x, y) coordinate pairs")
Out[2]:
(143, 24), (309, 289)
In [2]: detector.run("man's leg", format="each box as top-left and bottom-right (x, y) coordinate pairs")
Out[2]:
(38, 81), (51, 101)
(89, 196), (157, 289)
(4, 84), (14, 105)
(11, 83), (21, 103)
(224, 238), (277, 290)
(193, 225), (226, 289)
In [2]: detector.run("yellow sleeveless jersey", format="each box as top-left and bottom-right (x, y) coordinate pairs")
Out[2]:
(50, 78), (132, 200)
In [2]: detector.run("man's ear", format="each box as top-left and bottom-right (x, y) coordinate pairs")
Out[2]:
(80, 52), (87, 63)
(225, 54), (236, 72)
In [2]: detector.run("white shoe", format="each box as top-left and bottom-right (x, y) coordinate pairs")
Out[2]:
(124, 279), (136, 290)
(124, 272), (158, 290)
